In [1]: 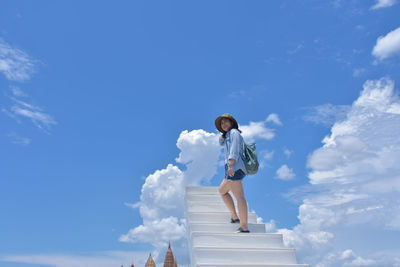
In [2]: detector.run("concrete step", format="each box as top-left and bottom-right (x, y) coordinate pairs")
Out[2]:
(187, 211), (258, 224)
(186, 186), (220, 195)
(188, 223), (266, 233)
(186, 198), (239, 204)
(186, 199), (240, 207)
(196, 265), (310, 267)
(186, 194), (237, 203)
(190, 232), (284, 249)
(185, 186), (308, 267)
(186, 201), (249, 212)
(192, 247), (298, 265)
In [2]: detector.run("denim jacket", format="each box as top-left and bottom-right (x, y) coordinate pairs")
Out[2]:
(219, 128), (247, 174)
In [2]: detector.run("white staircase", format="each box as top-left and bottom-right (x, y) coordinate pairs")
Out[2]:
(185, 186), (309, 267)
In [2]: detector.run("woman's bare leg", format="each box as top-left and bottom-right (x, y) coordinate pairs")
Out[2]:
(219, 179), (239, 220)
(230, 180), (248, 230)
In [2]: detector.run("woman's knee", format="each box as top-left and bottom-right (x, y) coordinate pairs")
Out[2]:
(219, 182), (230, 195)
(218, 186), (223, 195)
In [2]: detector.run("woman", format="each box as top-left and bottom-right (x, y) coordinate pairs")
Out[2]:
(215, 113), (249, 233)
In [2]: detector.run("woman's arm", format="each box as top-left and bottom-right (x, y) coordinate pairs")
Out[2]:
(228, 130), (240, 163)
(227, 130), (240, 176)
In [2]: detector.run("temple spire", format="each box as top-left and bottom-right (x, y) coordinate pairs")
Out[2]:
(163, 242), (175, 267)
(145, 253), (156, 267)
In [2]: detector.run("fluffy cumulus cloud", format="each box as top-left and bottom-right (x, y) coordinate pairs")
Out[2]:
(119, 129), (219, 264)
(240, 113), (282, 142)
(276, 164), (296, 180)
(266, 113), (283, 126)
(120, 115), (280, 265)
(278, 77), (400, 266)
(370, 0), (397, 10)
(372, 26), (400, 61)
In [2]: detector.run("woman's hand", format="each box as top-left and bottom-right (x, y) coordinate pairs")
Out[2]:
(228, 166), (235, 177)
(228, 159), (236, 177)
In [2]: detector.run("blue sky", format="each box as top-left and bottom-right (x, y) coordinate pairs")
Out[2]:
(1, 0), (400, 266)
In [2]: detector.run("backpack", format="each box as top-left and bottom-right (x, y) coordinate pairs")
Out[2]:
(241, 141), (259, 175)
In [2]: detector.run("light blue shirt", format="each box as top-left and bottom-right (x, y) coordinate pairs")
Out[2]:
(219, 128), (247, 174)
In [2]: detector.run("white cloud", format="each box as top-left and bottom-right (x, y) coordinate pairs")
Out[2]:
(287, 42), (304, 55)
(266, 113), (283, 126)
(259, 150), (275, 169)
(0, 41), (56, 138)
(240, 121), (275, 142)
(12, 103), (56, 129)
(2, 87), (57, 133)
(279, 77), (400, 266)
(311, 249), (377, 267)
(119, 129), (221, 264)
(372, 27), (400, 61)
(10, 85), (28, 97)
(264, 219), (277, 233)
(276, 164), (295, 180)
(120, 116), (280, 265)
(263, 150), (274, 161)
(370, 0), (397, 10)
(283, 148), (293, 159)
(302, 103), (351, 127)
(0, 250), (151, 267)
(0, 38), (36, 81)
(120, 216), (187, 247)
(6, 132), (31, 145)
(240, 113), (281, 142)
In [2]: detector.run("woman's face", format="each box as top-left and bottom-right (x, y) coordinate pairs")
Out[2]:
(221, 118), (233, 132)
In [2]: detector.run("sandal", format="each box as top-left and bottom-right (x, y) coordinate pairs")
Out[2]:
(230, 218), (240, 223)
(235, 227), (250, 233)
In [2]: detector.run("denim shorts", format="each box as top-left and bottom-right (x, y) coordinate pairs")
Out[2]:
(224, 163), (246, 181)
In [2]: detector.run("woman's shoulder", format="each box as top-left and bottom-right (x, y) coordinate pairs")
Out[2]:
(229, 128), (242, 136)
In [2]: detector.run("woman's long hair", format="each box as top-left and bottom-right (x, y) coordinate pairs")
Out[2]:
(221, 118), (242, 138)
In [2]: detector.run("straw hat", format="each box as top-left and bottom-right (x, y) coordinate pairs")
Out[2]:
(215, 113), (239, 133)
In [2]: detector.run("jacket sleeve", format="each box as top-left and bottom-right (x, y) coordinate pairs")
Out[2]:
(219, 135), (225, 146)
(228, 130), (240, 161)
